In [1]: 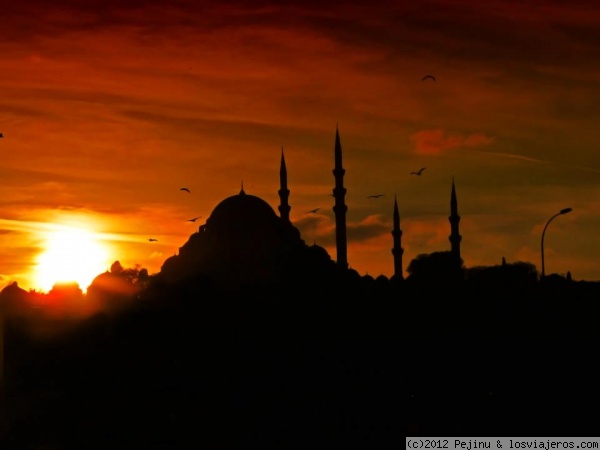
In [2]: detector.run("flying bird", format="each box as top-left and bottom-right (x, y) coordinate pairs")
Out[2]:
(367, 194), (384, 199)
(187, 216), (202, 222)
(148, 238), (158, 242)
(421, 75), (436, 82)
(306, 208), (321, 214)
(410, 167), (426, 176)
(180, 187), (191, 193)
(0, 132), (3, 138)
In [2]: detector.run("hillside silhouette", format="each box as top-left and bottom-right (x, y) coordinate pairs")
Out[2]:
(1, 129), (598, 447)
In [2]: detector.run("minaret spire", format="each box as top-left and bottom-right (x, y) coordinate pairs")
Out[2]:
(391, 194), (404, 280)
(332, 125), (348, 269)
(449, 177), (462, 261)
(240, 180), (245, 195)
(278, 147), (291, 223)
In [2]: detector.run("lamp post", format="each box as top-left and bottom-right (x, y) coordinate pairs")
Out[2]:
(541, 207), (573, 279)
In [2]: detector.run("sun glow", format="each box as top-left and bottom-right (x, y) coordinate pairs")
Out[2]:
(35, 227), (111, 293)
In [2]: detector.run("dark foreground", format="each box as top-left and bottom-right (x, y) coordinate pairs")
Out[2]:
(2, 280), (599, 448)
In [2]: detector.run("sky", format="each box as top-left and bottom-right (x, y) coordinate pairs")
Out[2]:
(1, 0), (599, 292)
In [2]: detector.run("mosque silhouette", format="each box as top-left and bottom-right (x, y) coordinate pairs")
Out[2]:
(159, 126), (462, 287)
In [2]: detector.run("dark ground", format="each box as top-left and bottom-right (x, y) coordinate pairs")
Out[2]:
(2, 281), (599, 448)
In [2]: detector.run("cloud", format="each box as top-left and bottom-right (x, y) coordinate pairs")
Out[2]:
(295, 213), (390, 249)
(465, 133), (495, 147)
(410, 129), (495, 155)
(347, 214), (390, 243)
(472, 150), (546, 164)
(294, 214), (334, 246)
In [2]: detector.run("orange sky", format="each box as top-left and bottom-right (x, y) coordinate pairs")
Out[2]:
(1, 0), (599, 291)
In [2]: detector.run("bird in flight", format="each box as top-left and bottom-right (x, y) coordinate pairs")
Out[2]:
(148, 238), (158, 242)
(187, 216), (202, 222)
(180, 187), (191, 193)
(421, 75), (436, 82)
(367, 194), (384, 199)
(410, 167), (426, 176)
(0, 133), (3, 138)
(306, 208), (320, 214)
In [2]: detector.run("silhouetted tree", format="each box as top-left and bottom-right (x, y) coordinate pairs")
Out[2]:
(466, 260), (538, 289)
(110, 260), (124, 275)
(0, 281), (30, 319)
(405, 251), (465, 287)
(87, 261), (149, 315)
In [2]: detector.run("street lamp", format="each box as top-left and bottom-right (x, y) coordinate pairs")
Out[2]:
(541, 207), (573, 279)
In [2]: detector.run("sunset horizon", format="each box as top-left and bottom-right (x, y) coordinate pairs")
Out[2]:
(1, 0), (599, 292)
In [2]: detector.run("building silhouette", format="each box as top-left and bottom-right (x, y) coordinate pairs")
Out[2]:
(159, 127), (462, 285)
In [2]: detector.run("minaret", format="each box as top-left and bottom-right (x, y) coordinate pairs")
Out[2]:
(332, 126), (348, 269)
(278, 147), (291, 223)
(391, 195), (404, 279)
(449, 177), (462, 261)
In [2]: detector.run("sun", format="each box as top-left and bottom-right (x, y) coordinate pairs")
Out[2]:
(35, 227), (111, 293)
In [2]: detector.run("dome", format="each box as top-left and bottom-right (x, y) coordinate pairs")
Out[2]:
(205, 189), (279, 235)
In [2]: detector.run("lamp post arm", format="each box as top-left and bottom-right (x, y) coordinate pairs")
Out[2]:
(541, 212), (561, 279)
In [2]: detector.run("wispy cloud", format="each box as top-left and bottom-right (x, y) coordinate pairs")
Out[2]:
(410, 129), (495, 155)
